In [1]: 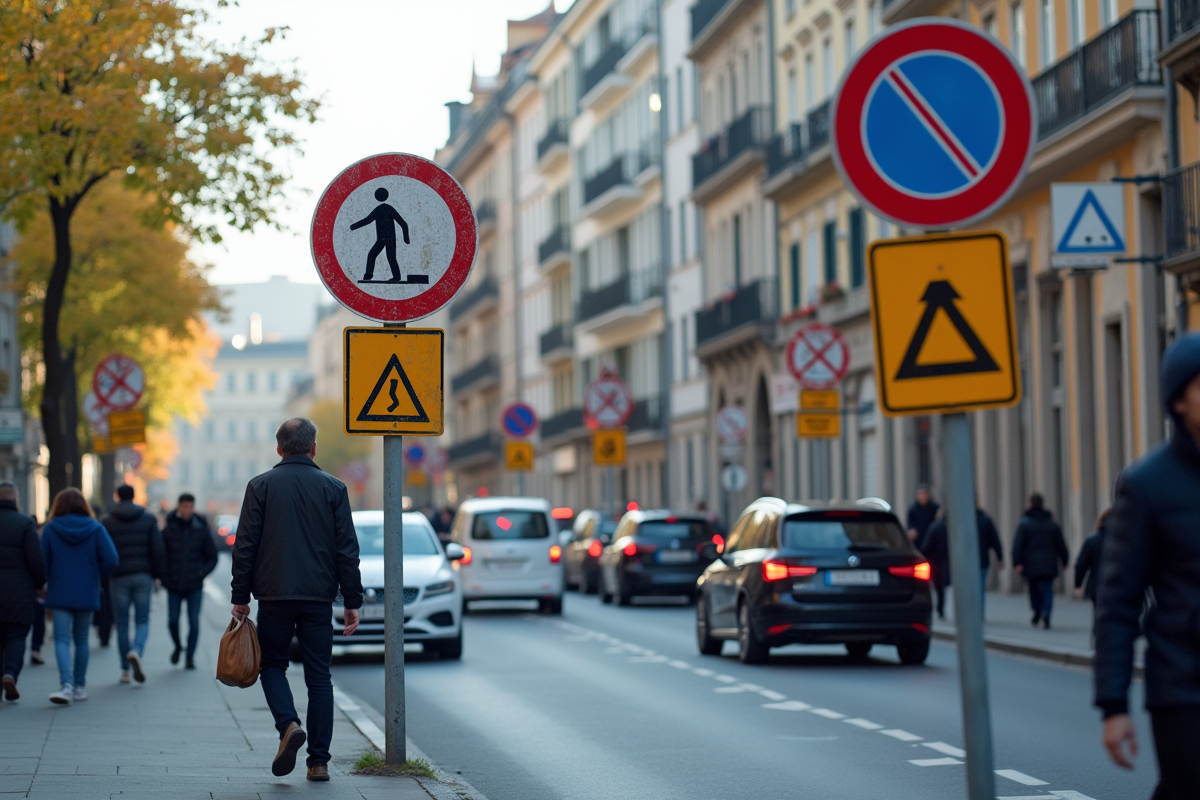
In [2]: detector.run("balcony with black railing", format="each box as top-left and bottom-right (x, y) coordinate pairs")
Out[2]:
(537, 118), (569, 165)
(582, 41), (627, 99)
(1161, 0), (1200, 85)
(694, 278), (779, 358)
(1031, 9), (1160, 141)
(447, 431), (502, 465)
(627, 395), (665, 433)
(449, 274), (498, 323)
(539, 322), (574, 360)
(584, 155), (633, 206)
(577, 268), (663, 327)
(450, 354), (500, 395)
(475, 200), (497, 235)
(541, 407), (585, 440)
(538, 226), (570, 268)
(763, 101), (832, 197)
(1164, 161), (1200, 275)
(692, 106), (771, 201)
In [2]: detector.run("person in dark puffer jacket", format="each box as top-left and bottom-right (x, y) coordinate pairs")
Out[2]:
(0, 482), (46, 702)
(161, 493), (217, 670)
(1095, 332), (1200, 798)
(1012, 493), (1069, 629)
(100, 485), (164, 684)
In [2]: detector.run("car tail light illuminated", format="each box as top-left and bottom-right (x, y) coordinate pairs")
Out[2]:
(889, 562), (932, 581)
(549, 545), (562, 564)
(626, 501), (639, 511)
(460, 546), (473, 566)
(911, 623), (930, 633)
(623, 542), (658, 557)
(767, 624), (791, 636)
(225, 534), (236, 547)
(712, 534), (725, 554)
(762, 560), (819, 582)
(588, 540), (603, 558)
(552, 507), (574, 520)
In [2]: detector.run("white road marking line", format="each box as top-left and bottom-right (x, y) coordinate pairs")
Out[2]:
(758, 689), (787, 701)
(714, 683), (763, 694)
(998, 796), (1056, 799)
(809, 708), (846, 719)
(667, 660), (692, 670)
(763, 700), (812, 711)
(923, 742), (967, 758)
(844, 718), (884, 730)
(910, 757), (964, 767)
(995, 770), (1049, 786)
(714, 674), (737, 683)
(691, 668), (715, 677)
(1049, 792), (1099, 800)
(629, 655), (668, 663)
(880, 729), (923, 742)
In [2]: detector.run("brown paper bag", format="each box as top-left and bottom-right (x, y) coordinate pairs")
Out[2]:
(216, 616), (260, 688)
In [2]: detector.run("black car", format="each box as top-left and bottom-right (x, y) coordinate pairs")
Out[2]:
(563, 509), (618, 594)
(598, 511), (721, 605)
(696, 498), (933, 665)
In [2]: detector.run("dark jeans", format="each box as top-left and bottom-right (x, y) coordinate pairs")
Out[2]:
(167, 589), (203, 661)
(1151, 706), (1200, 799)
(256, 601), (334, 767)
(933, 584), (947, 617)
(1, 622), (30, 680)
(1027, 577), (1055, 619)
(31, 600), (45, 652)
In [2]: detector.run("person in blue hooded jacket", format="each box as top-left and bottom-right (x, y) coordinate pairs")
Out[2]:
(41, 488), (118, 705)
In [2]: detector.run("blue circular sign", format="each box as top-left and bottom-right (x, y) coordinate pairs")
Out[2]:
(501, 402), (538, 438)
(404, 443), (425, 467)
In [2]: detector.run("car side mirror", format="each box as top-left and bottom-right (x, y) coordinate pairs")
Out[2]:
(700, 543), (719, 561)
(444, 543), (465, 561)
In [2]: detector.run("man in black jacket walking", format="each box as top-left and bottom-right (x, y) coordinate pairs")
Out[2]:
(1096, 332), (1200, 798)
(0, 482), (46, 701)
(1012, 494), (1069, 629)
(101, 485), (164, 684)
(162, 493), (217, 670)
(231, 418), (363, 782)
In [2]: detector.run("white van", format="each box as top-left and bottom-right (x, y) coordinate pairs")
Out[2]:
(451, 497), (564, 613)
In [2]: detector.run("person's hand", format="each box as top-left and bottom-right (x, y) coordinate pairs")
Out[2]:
(231, 604), (251, 621)
(907, 528), (919, 541)
(342, 608), (360, 636)
(1014, 565), (1023, 575)
(1103, 714), (1137, 769)
(1074, 587), (1084, 599)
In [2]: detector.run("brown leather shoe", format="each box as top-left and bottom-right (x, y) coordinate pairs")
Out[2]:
(271, 722), (306, 777)
(306, 764), (329, 781)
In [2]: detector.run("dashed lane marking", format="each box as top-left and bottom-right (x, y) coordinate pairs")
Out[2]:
(844, 718), (884, 730)
(910, 758), (964, 767)
(996, 770), (1050, 786)
(880, 729), (924, 742)
(714, 683), (764, 694)
(810, 708), (847, 719)
(714, 674), (738, 683)
(668, 660), (692, 670)
(923, 742), (968, 758)
(763, 700), (812, 712)
(1048, 792), (1100, 800)
(691, 668), (715, 677)
(758, 689), (787, 701)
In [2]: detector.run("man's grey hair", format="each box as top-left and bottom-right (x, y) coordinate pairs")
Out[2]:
(276, 417), (318, 457)
(0, 481), (16, 502)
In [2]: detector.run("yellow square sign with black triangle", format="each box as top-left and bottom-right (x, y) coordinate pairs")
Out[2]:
(344, 327), (444, 435)
(868, 231), (1020, 416)
(505, 441), (534, 471)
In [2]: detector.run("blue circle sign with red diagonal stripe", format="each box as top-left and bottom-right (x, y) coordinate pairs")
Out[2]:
(501, 402), (538, 439)
(833, 19), (1035, 229)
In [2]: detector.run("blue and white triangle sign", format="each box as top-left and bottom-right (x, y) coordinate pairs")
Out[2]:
(1051, 184), (1126, 257)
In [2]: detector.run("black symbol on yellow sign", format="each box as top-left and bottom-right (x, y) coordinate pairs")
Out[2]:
(592, 429), (626, 466)
(895, 280), (999, 381)
(506, 441), (534, 471)
(357, 354), (430, 423)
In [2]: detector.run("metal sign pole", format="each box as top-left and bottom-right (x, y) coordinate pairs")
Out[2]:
(383, 323), (406, 766)
(940, 411), (995, 800)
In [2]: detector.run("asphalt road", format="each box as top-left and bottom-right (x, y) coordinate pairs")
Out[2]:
(331, 593), (1158, 800)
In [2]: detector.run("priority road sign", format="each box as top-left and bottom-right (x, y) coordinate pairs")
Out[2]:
(787, 323), (850, 390)
(312, 153), (478, 323)
(800, 389), (840, 410)
(868, 231), (1020, 415)
(343, 327), (444, 435)
(833, 19), (1036, 229)
(93, 354), (145, 412)
(584, 368), (634, 429)
(505, 441), (535, 471)
(501, 402), (538, 439)
(797, 413), (841, 438)
(592, 428), (626, 466)
(1051, 183), (1127, 268)
(715, 406), (748, 444)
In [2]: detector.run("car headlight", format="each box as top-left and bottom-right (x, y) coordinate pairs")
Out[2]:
(425, 581), (455, 597)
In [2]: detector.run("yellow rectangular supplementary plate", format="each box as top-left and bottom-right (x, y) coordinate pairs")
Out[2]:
(868, 231), (1021, 416)
(108, 428), (146, 446)
(92, 435), (112, 454)
(344, 327), (444, 435)
(797, 413), (841, 438)
(592, 429), (627, 466)
(800, 390), (840, 410)
(108, 409), (146, 431)
(505, 441), (535, 471)
(408, 471), (428, 487)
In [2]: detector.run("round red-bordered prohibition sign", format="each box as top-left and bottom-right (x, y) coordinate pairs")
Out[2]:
(787, 323), (851, 390)
(92, 353), (145, 412)
(310, 152), (478, 323)
(832, 19), (1035, 230)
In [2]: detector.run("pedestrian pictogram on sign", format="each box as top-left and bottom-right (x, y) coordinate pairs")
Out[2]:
(592, 428), (626, 466)
(832, 19), (1035, 229)
(1050, 183), (1126, 268)
(93, 354), (145, 412)
(869, 231), (1020, 415)
(584, 368), (634, 429)
(312, 153), (477, 323)
(787, 323), (851, 390)
(344, 328), (444, 435)
(501, 403), (538, 439)
(505, 441), (535, 471)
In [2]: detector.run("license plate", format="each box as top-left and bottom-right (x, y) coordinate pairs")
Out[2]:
(826, 569), (880, 586)
(358, 604), (386, 620)
(657, 550), (696, 564)
(487, 559), (526, 571)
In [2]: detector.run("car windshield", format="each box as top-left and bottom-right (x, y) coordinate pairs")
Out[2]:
(598, 520), (618, 537)
(781, 515), (909, 551)
(355, 523), (440, 556)
(471, 510), (549, 540)
(637, 520), (713, 539)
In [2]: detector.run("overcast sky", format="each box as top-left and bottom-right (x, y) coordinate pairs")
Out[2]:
(195, 0), (565, 287)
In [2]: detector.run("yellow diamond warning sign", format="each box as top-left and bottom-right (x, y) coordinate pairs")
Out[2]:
(868, 231), (1020, 416)
(344, 327), (444, 435)
(505, 441), (535, 471)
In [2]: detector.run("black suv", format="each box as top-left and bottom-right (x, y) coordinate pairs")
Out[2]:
(696, 498), (933, 664)
(598, 510), (721, 605)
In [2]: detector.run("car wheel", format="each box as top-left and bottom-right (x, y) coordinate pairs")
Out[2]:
(540, 596), (563, 615)
(738, 602), (768, 664)
(616, 574), (633, 606)
(897, 639), (930, 666)
(599, 572), (613, 604)
(845, 642), (872, 659)
(696, 596), (722, 656)
(584, 572), (599, 595)
(437, 630), (463, 660)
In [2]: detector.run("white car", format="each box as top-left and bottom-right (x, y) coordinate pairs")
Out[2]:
(451, 497), (564, 614)
(333, 510), (464, 659)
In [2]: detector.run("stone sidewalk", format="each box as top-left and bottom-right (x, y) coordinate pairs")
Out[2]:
(0, 589), (460, 800)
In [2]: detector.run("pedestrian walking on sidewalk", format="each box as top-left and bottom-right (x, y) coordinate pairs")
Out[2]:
(917, 508), (950, 618)
(161, 493), (217, 670)
(1012, 494), (1069, 630)
(1074, 509), (1108, 605)
(906, 485), (940, 543)
(1096, 332), (1200, 798)
(101, 485), (165, 684)
(919, 505), (1003, 616)
(0, 482), (46, 702)
(231, 418), (363, 782)
(41, 488), (119, 705)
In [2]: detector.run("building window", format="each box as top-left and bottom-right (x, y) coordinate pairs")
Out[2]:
(227, 421), (237, 442)
(790, 242), (802, 310)
(785, 0), (796, 19)
(733, 214), (743, 286)
(680, 316), (690, 380)
(228, 462), (238, 482)
(869, 1), (881, 36)
(206, 461), (216, 483)
(225, 372), (236, 393)
(1099, 0), (1117, 28)
(1040, 0), (1056, 67)
(204, 421), (215, 443)
(787, 67), (798, 122)
(246, 371), (256, 392)
(821, 39), (834, 99)
(247, 421), (257, 442)
(679, 201), (687, 261)
(804, 53), (815, 110)
(849, 208), (865, 288)
(844, 18), (857, 58)
(268, 371), (278, 392)
(983, 12), (997, 37)
(247, 461), (256, 479)
(179, 461), (191, 483)
(1011, 1), (1027, 70)
(1067, 0), (1084, 49)
(675, 66), (684, 131)
(179, 424), (190, 443)
(823, 221), (838, 286)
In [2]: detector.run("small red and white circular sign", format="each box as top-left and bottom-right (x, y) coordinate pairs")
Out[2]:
(310, 152), (478, 323)
(715, 406), (748, 444)
(82, 391), (111, 430)
(93, 354), (145, 412)
(583, 368), (634, 430)
(787, 323), (851, 390)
